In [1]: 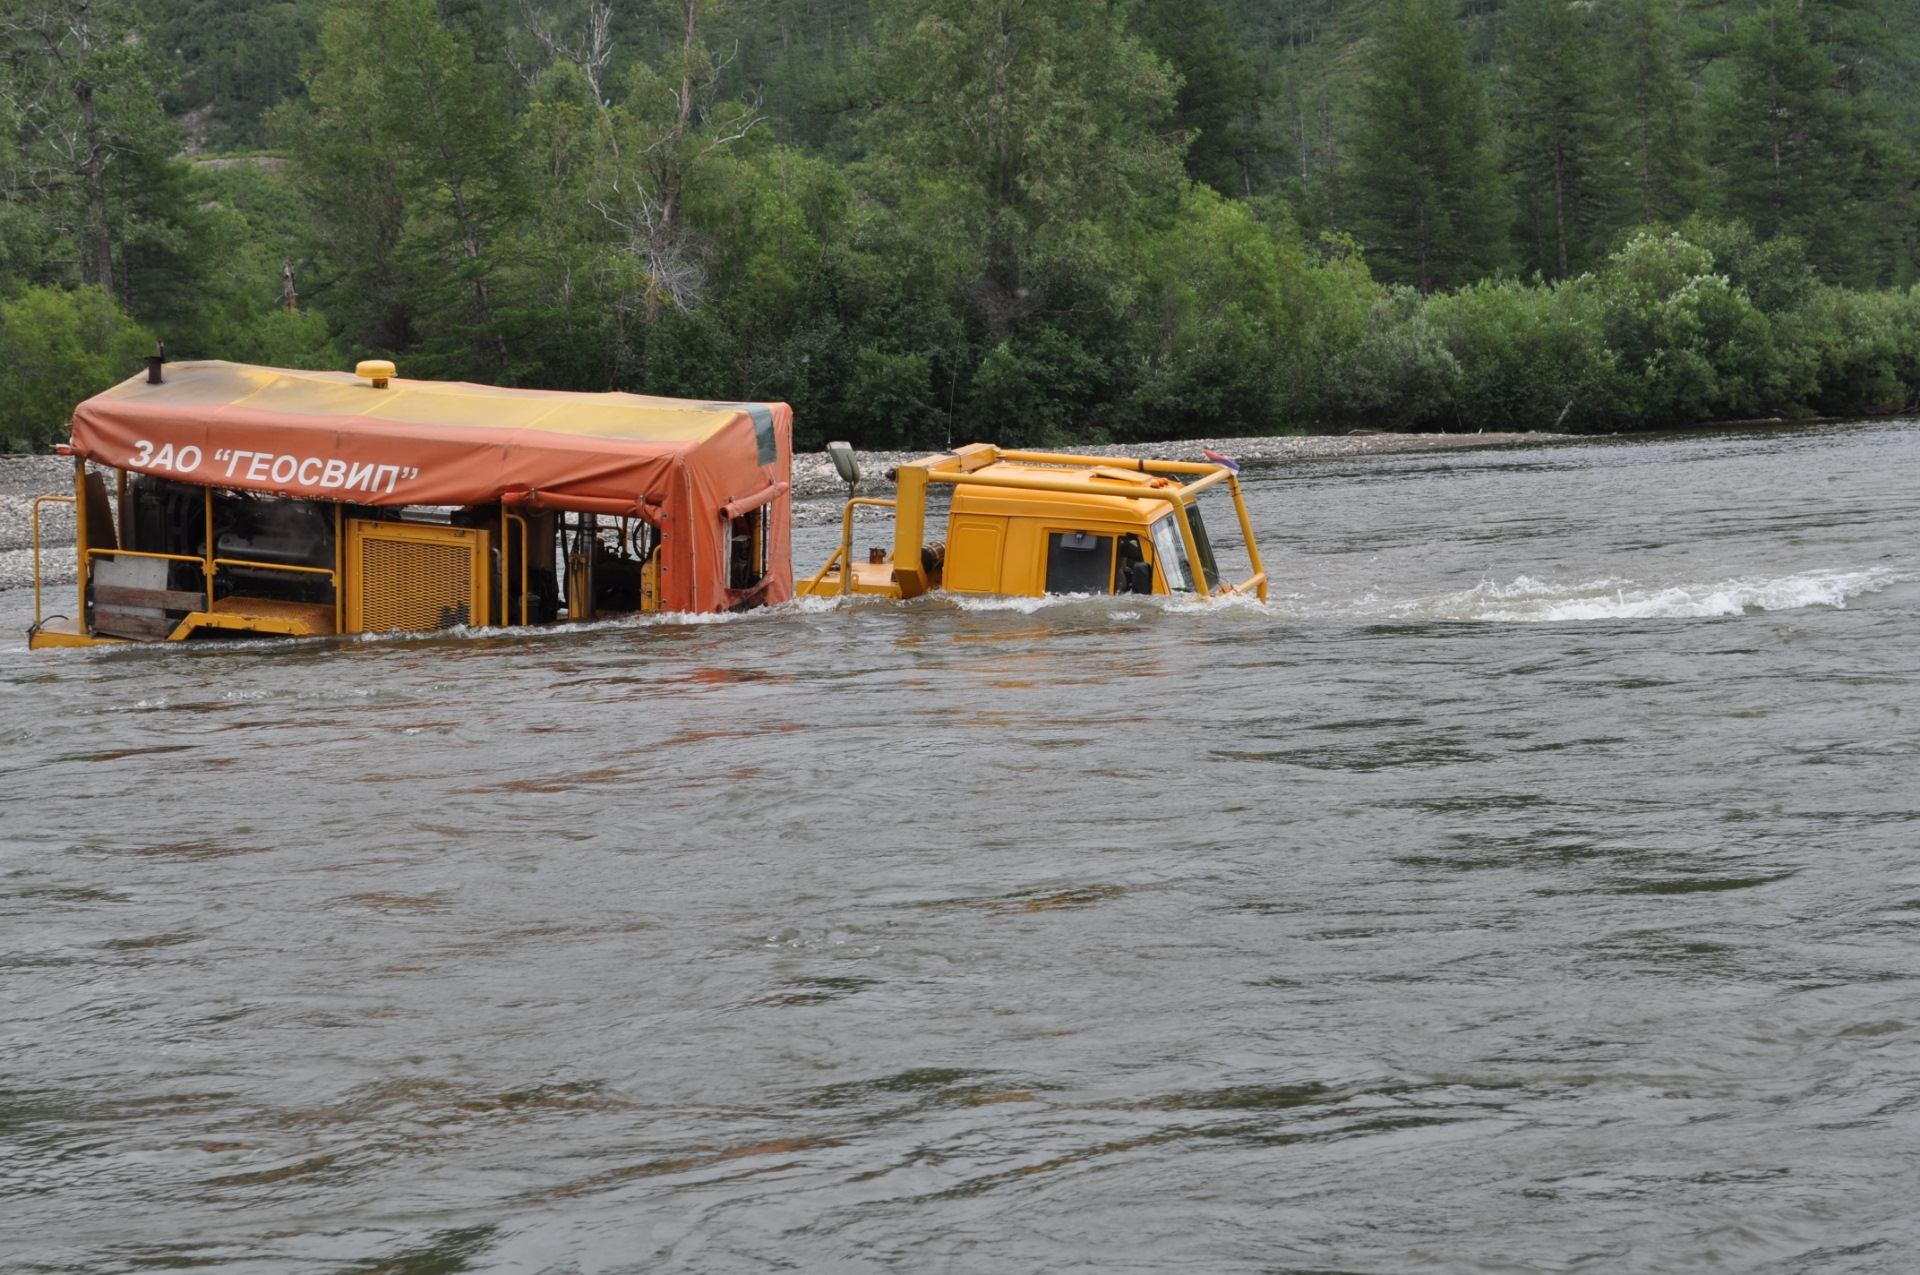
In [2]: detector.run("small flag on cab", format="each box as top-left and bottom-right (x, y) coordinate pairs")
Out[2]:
(1202, 448), (1240, 473)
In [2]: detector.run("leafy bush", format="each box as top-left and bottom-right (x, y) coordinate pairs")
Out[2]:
(1584, 231), (1778, 424)
(0, 287), (153, 452)
(1320, 287), (1459, 429)
(212, 307), (345, 371)
(1425, 279), (1609, 431)
(1797, 286), (1920, 416)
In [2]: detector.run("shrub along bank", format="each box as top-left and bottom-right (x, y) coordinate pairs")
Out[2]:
(3, 213), (1916, 454)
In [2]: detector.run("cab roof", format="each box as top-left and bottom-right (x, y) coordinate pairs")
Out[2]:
(948, 460), (1180, 522)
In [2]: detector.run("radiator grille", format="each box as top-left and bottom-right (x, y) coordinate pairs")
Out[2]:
(358, 536), (473, 631)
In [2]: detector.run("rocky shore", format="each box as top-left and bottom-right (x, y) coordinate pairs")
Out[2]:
(784, 431), (1578, 523)
(0, 456), (82, 591)
(1, 432), (1575, 587)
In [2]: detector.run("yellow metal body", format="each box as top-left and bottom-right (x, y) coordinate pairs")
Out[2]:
(566, 549), (591, 620)
(32, 461), (358, 649)
(74, 456), (90, 622)
(798, 446), (1267, 603)
(501, 511), (529, 626)
(28, 460), (514, 649)
(344, 519), (490, 633)
(640, 548), (661, 612)
(799, 498), (903, 597)
(33, 446), (1265, 650)
(30, 493), (76, 636)
(30, 617), (125, 647)
(168, 597), (339, 639)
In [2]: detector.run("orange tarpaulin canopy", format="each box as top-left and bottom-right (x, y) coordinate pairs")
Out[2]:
(68, 361), (793, 613)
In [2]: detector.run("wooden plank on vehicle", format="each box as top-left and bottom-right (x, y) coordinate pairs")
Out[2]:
(94, 585), (206, 611)
(93, 608), (173, 640)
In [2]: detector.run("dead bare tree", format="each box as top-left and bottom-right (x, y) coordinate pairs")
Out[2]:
(519, 0), (613, 107)
(586, 0), (762, 323)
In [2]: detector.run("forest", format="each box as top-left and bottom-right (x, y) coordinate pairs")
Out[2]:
(5, 0), (1920, 451)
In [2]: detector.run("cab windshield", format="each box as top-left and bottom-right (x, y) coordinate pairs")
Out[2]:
(1149, 504), (1220, 593)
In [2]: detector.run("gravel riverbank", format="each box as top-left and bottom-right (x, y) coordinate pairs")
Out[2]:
(1, 457), (81, 591)
(0, 432), (1572, 587)
(784, 431), (1577, 522)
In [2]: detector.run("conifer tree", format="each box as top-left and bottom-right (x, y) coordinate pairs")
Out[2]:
(1132, 0), (1263, 195)
(1610, 0), (1700, 226)
(1707, 0), (1896, 279)
(1498, 0), (1615, 279)
(1349, 0), (1507, 292)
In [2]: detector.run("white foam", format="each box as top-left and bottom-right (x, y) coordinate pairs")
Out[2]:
(343, 606), (749, 645)
(1160, 590), (1272, 615)
(950, 592), (1075, 614)
(1385, 568), (1897, 623)
(790, 593), (857, 614)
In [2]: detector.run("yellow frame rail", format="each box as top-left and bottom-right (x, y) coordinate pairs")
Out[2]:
(799, 497), (899, 596)
(31, 494), (75, 629)
(45, 460), (349, 643)
(501, 511), (529, 626)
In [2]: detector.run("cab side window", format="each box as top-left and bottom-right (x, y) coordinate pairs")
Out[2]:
(1115, 533), (1152, 593)
(1045, 531), (1113, 594)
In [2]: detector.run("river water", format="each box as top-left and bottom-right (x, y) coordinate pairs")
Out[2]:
(4, 422), (1918, 1273)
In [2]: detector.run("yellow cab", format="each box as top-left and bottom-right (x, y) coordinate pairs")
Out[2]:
(797, 443), (1267, 603)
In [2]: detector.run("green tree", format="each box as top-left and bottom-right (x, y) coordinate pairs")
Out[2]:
(0, 0), (212, 337)
(1796, 283), (1920, 415)
(1424, 275), (1615, 430)
(1707, 0), (1898, 280)
(497, 0), (770, 392)
(274, 16), (411, 353)
(1131, 0), (1263, 195)
(280, 0), (525, 371)
(147, 0), (323, 150)
(1679, 215), (1818, 313)
(1609, 0), (1699, 225)
(861, 0), (1183, 334)
(1348, 0), (1507, 292)
(590, 0), (766, 327)
(1581, 229), (1785, 423)
(0, 285), (151, 451)
(503, 61), (624, 389)
(1126, 190), (1378, 435)
(1497, 0), (1615, 279)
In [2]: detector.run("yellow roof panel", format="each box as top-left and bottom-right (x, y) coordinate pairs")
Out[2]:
(949, 462), (1180, 521)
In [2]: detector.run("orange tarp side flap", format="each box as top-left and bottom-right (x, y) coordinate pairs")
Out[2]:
(666, 411), (795, 613)
(67, 361), (793, 613)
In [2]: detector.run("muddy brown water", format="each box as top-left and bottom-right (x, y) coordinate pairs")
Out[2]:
(4, 422), (1919, 1272)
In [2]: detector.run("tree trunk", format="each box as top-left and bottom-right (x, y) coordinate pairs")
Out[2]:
(643, 0), (701, 325)
(1639, 106), (1654, 222)
(1552, 136), (1568, 280)
(1416, 200), (1431, 294)
(72, 0), (114, 297)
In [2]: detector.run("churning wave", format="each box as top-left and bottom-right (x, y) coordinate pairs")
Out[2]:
(1387, 567), (1897, 622)
(792, 568), (1896, 622)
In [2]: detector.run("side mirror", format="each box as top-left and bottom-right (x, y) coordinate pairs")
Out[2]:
(1128, 561), (1154, 594)
(826, 441), (861, 489)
